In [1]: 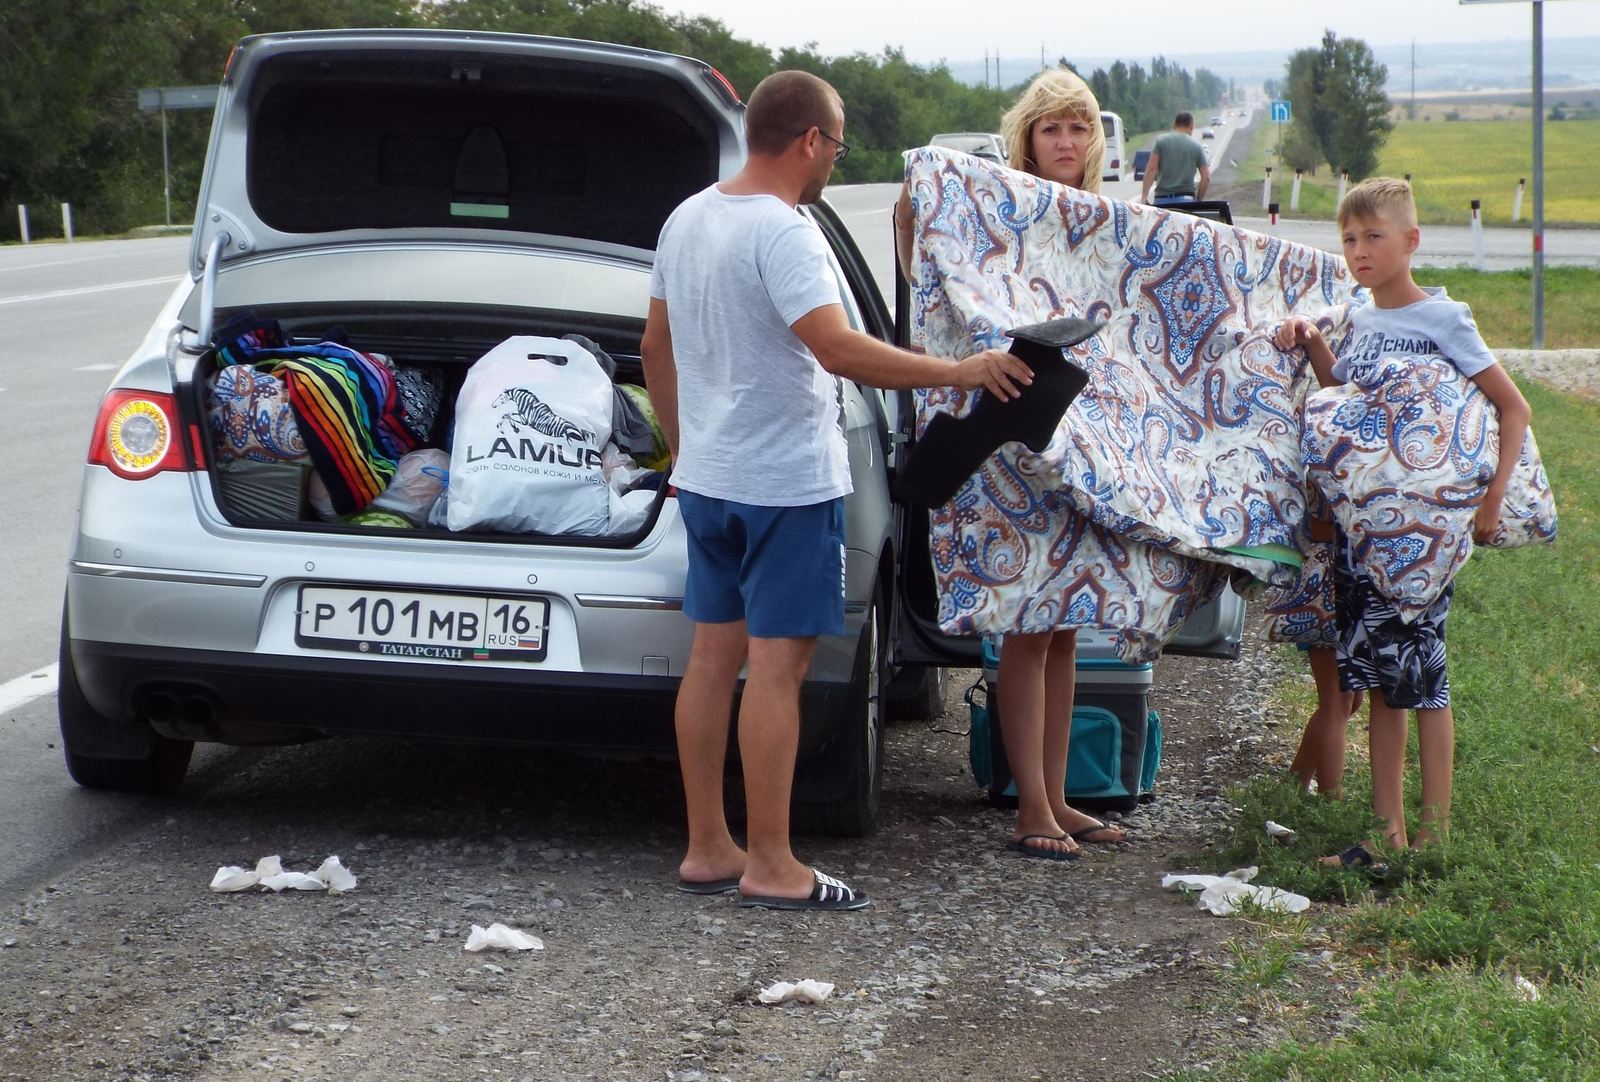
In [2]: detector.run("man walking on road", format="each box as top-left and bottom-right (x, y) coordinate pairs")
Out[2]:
(642, 70), (1031, 913)
(1141, 111), (1211, 207)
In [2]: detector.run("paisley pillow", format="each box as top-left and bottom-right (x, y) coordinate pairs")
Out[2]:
(1302, 355), (1556, 621)
(206, 365), (307, 464)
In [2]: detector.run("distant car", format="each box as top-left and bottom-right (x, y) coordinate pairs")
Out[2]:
(1132, 149), (1152, 180)
(1201, 127), (1216, 139)
(929, 131), (1006, 164)
(1208, 116), (1223, 127)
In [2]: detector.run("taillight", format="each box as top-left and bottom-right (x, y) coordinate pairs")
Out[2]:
(706, 66), (740, 104)
(87, 390), (191, 479)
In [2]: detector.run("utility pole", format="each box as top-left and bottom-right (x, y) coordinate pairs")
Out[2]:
(1532, 1), (1545, 347)
(1410, 40), (1416, 118)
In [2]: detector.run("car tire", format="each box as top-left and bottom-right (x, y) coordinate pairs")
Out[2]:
(792, 580), (887, 838)
(886, 665), (945, 722)
(58, 612), (193, 792)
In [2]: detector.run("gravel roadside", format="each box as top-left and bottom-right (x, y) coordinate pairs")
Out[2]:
(0, 638), (1312, 1081)
(3, 356), (1591, 1082)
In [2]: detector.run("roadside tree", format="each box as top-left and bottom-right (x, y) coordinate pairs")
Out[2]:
(1284, 30), (1392, 180)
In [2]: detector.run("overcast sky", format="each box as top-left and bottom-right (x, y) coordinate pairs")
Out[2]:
(654, 0), (1600, 64)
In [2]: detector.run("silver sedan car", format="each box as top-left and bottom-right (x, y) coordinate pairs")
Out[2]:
(61, 29), (1242, 835)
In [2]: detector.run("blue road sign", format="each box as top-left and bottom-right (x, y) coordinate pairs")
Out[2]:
(1270, 99), (1292, 122)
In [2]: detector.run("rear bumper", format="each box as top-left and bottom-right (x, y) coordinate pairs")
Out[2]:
(68, 638), (851, 759)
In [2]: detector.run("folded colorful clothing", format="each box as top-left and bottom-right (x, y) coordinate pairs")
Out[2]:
(213, 317), (417, 516)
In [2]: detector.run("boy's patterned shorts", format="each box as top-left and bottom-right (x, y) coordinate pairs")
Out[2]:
(1332, 530), (1453, 710)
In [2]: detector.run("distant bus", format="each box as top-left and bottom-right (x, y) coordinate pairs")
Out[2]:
(1100, 111), (1127, 182)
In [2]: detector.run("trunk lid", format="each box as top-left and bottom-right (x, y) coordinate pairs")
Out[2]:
(190, 28), (745, 280)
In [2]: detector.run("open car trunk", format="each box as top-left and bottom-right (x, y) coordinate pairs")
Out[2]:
(190, 303), (669, 545)
(177, 30), (745, 545)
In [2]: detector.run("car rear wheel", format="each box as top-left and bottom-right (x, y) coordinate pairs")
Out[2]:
(58, 612), (193, 792)
(792, 580), (887, 837)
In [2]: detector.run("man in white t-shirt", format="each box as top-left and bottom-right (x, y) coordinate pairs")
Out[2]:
(643, 70), (1031, 912)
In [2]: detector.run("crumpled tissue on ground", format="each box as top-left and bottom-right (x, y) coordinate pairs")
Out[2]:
(209, 855), (358, 894)
(1161, 866), (1311, 915)
(758, 979), (834, 1005)
(1265, 820), (1298, 844)
(464, 923), (544, 952)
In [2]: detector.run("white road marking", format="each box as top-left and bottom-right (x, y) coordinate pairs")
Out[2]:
(0, 251), (125, 274)
(0, 665), (59, 715)
(0, 274), (181, 306)
(76, 364), (118, 372)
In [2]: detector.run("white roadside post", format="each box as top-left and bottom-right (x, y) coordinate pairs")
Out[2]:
(61, 203), (74, 243)
(1337, 171), (1349, 208)
(1291, 168), (1303, 211)
(1471, 199), (1486, 271)
(1512, 177), (1525, 223)
(1262, 166), (1273, 210)
(17, 204), (29, 244)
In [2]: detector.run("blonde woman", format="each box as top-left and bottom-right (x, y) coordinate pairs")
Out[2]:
(896, 69), (1126, 860)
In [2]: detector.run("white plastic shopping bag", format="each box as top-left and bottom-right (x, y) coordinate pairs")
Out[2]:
(448, 336), (615, 535)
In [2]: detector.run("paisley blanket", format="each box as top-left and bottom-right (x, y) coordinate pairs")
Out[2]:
(905, 148), (1553, 658)
(907, 148), (1359, 659)
(1260, 485), (1339, 647)
(1302, 354), (1558, 621)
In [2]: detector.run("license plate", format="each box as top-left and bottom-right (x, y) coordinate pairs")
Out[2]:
(296, 586), (549, 662)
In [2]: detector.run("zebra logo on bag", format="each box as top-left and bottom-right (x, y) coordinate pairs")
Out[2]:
(491, 387), (595, 444)
(463, 386), (602, 470)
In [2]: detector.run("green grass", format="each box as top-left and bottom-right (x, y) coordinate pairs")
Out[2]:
(1195, 378), (1600, 1079)
(1386, 118), (1600, 228)
(1234, 117), (1600, 227)
(1410, 267), (1600, 351)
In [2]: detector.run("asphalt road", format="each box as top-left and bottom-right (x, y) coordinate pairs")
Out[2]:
(0, 236), (202, 903)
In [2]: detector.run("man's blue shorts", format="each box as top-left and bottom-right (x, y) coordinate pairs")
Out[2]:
(676, 488), (846, 639)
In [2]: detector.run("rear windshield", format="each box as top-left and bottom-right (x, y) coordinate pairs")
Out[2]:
(245, 53), (722, 250)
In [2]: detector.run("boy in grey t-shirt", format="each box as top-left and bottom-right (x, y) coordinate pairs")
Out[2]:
(1276, 176), (1531, 863)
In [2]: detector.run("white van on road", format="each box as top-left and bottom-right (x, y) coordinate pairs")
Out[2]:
(1100, 111), (1126, 182)
(928, 131), (1006, 164)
